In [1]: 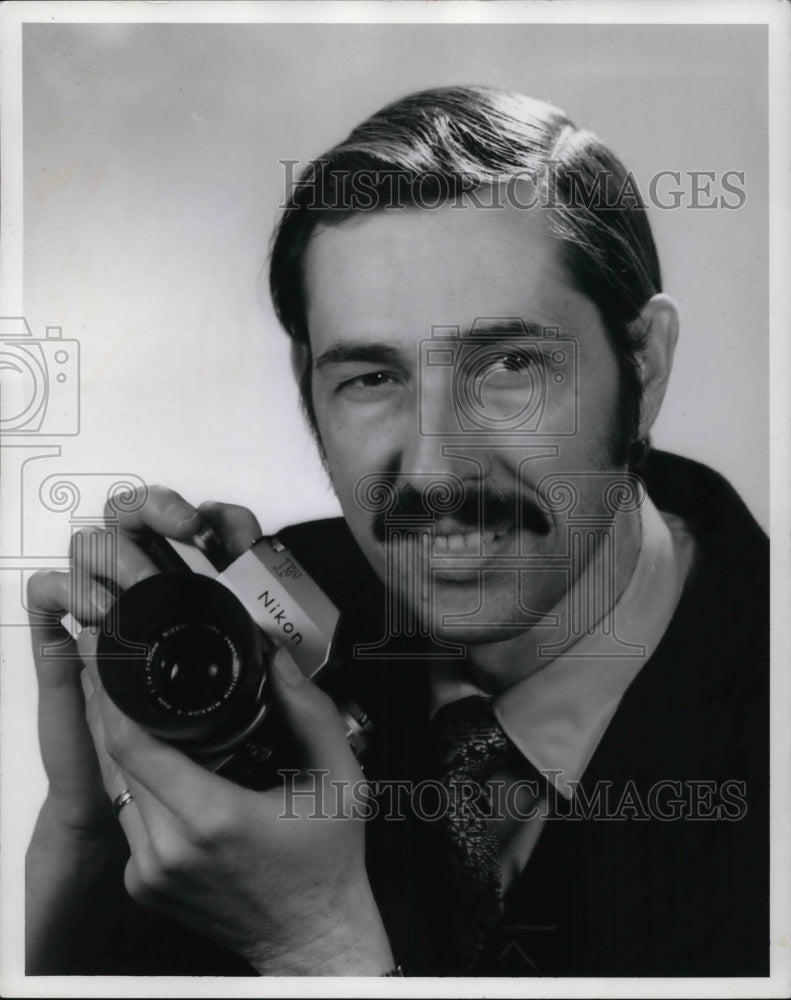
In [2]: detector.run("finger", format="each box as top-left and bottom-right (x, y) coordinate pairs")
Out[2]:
(70, 528), (158, 592)
(27, 569), (113, 626)
(81, 669), (152, 852)
(81, 668), (127, 794)
(26, 605), (112, 828)
(196, 501), (262, 558)
(81, 644), (204, 835)
(82, 659), (242, 828)
(104, 484), (203, 543)
(76, 626), (99, 662)
(268, 648), (361, 784)
(27, 571), (112, 679)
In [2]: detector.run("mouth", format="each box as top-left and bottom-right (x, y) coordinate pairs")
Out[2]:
(430, 518), (517, 555)
(377, 514), (549, 587)
(367, 481), (551, 576)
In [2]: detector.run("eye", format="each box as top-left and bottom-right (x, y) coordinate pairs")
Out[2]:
(337, 370), (402, 398)
(473, 347), (540, 388)
(491, 350), (534, 373)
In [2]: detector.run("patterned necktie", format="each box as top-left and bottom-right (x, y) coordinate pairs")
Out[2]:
(431, 694), (514, 975)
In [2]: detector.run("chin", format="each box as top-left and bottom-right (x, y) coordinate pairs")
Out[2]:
(429, 620), (538, 647)
(388, 568), (561, 647)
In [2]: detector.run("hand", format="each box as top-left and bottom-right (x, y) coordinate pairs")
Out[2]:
(25, 486), (217, 971)
(70, 486), (393, 974)
(81, 646), (392, 974)
(25, 486), (202, 836)
(26, 561), (120, 837)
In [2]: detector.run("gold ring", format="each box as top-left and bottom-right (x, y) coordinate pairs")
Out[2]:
(112, 788), (134, 817)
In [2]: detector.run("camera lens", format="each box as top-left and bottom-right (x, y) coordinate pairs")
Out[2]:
(97, 573), (273, 756)
(147, 622), (241, 716)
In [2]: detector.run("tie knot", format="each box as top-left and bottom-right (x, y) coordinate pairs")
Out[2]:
(432, 694), (512, 782)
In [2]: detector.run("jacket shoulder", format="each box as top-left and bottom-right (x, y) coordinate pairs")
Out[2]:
(274, 517), (382, 610)
(641, 449), (767, 572)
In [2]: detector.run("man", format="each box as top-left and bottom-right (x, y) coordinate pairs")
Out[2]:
(25, 86), (768, 977)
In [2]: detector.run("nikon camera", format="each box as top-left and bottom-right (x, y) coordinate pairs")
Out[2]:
(83, 525), (374, 789)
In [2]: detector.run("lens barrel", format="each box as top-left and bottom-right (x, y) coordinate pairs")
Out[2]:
(97, 573), (273, 756)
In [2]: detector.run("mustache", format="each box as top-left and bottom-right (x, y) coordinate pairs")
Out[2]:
(370, 480), (551, 542)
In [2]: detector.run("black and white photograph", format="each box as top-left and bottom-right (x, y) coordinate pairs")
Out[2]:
(1, 1), (789, 995)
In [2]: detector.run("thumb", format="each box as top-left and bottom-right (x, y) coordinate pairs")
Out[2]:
(269, 647), (360, 782)
(196, 501), (262, 559)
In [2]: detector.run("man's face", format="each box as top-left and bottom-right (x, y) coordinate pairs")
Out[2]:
(303, 197), (630, 644)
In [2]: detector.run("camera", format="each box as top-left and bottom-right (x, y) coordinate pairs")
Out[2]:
(0, 317), (80, 436)
(94, 525), (374, 789)
(418, 317), (578, 436)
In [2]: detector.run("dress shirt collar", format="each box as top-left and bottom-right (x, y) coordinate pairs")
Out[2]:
(429, 494), (694, 799)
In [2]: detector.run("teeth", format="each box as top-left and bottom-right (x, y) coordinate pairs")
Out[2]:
(389, 525), (519, 558)
(465, 531), (482, 550)
(432, 530), (497, 554)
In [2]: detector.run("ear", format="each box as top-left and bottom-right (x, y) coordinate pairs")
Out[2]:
(631, 293), (679, 438)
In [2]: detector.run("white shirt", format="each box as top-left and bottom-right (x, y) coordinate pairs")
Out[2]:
(428, 495), (697, 890)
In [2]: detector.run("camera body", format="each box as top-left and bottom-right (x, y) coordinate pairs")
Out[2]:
(418, 318), (578, 437)
(0, 317), (80, 436)
(95, 527), (374, 789)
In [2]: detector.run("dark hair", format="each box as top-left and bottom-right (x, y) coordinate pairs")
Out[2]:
(269, 85), (662, 468)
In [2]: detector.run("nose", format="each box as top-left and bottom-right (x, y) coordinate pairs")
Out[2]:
(395, 366), (491, 492)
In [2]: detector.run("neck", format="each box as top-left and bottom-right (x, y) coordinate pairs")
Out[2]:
(465, 506), (643, 696)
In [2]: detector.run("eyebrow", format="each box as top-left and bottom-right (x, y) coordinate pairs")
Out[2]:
(312, 319), (556, 371)
(313, 342), (405, 371)
(461, 318), (551, 339)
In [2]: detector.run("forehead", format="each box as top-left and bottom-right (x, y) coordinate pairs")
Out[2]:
(302, 198), (603, 348)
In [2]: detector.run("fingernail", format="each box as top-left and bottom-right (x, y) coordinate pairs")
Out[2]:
(94, 588), (112, 615)
(271, 648), (305, 687)
(175, 504), (201, 528)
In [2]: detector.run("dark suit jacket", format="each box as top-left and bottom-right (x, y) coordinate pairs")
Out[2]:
(84, 450), (769, 976)
(278, 449), (770, 977)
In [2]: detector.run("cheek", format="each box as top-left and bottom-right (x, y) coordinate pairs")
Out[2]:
(320, 430), (361, 498)
(491, 367), (623, 483)
(313, 404), (383, 511)
(313, 381), (406, 475)
(573, 348), (623, 455)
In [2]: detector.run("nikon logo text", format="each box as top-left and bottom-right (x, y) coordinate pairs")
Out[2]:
(256, 590), (304, 644)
